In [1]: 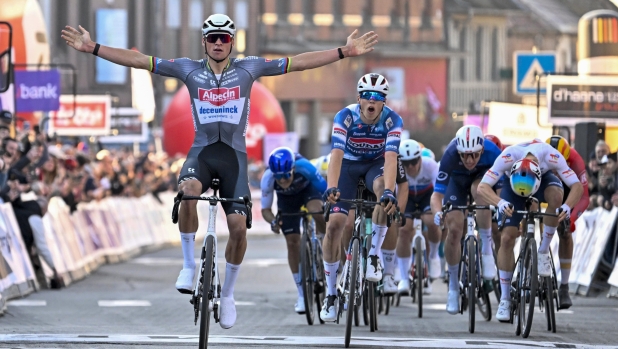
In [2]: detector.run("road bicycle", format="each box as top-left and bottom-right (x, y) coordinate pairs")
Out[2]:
(499, 197), (565, 338)
(171, 179), (252, 349)
(324, 178), (393, 348)
(276, 209), (326, 325)
(442, 200), (493, 333)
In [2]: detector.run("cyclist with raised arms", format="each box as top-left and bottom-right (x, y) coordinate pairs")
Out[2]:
(61, 14), (378, 329)
(546, 135), (589, 309)
(396, 140), (441, 295)
(430, 125), (502, 315)
(320, 73), (403, 321)
(477, 139), (583, 321)
(261, 147), (327, 314)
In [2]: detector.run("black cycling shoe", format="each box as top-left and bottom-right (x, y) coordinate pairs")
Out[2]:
(558, 284), (572, 310)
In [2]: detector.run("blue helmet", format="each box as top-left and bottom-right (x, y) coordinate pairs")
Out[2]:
(268, 147), (295, 175)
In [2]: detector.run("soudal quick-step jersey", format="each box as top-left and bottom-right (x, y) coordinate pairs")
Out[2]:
(149, 56), (291, 151)
(330, 104), (403, 161)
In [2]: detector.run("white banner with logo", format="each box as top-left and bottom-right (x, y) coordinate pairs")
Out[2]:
(487, 102), (553, 146)
(48, 95), (111, 136)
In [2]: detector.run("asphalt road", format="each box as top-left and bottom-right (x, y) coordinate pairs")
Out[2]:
(1, 235), (617, 349)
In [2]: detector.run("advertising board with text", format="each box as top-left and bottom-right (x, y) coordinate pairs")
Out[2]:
(487, 102), (552, 146)
(48, 95), (111, 136)
(547, 75), (618, 126)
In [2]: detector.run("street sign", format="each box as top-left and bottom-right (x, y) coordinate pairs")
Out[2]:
(514, 51), (556, 95)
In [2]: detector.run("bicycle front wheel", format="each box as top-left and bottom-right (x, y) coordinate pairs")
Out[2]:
(467, 238), (476, 333)
(199, 235), (215, 349)
(344, 238), (360, 348)
(300, 233), (315, 325)
(520, 239), (538, 338)
(415, 237), (423, 318)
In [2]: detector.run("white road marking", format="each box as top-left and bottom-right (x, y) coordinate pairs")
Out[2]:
(0, 334), (612, 348)
(98, 300), (152, 307)
(130, 257), (287, 267)
(7, 300), (46, 306)
(234, 301), (255, 306)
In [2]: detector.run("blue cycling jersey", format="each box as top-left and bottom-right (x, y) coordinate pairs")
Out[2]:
(260, 158), (326, 208)
(434, 139), (502, 194)
(330, 104), (403, 161)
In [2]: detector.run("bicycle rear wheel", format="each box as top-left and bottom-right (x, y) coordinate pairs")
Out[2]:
(300, 232), (315, 325)
(520, 239), (538, 338)
(314, 243), (326, 325)
(344, 238), (360, 348)
(198, 235), (215, 349)
(415, 238), (423, 318)
(543, 276), (556, 333)
(467, 238), (476, 333)
(369, 281), (378, 332)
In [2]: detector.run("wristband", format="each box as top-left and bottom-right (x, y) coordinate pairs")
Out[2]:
(92, 43), (100, 56)
(337, 47), (345, 59)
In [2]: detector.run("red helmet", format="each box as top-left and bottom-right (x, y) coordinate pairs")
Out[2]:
(484, 134), (505, 151)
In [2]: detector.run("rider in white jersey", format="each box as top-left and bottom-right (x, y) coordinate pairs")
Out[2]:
(62, 14), (378, 329)
(396, 140), (442, 295)
(478, 139), (583, 321)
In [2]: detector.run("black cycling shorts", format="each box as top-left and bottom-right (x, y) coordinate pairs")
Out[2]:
(179, 142), (249, 216)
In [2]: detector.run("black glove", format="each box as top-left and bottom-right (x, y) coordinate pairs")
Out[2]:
(380, 189), (397, 208)
(270, 219), (280, 234)
(323, 187), (339, 202)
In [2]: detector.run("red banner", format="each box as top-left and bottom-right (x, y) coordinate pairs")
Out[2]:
(48, 95), (111, 136)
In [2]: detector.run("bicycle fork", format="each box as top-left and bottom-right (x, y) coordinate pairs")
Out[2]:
(461, 216), (481, 291)
(411, 218), (427, 278)
(195, 203), (220, 320)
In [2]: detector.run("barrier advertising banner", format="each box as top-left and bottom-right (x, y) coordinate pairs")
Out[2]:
(14, 70), (60, 112)
(547, 75), (618, 126)
(48, 95), (111, 136)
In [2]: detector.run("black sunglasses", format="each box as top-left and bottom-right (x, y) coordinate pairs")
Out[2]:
(402, 157), (421, 167)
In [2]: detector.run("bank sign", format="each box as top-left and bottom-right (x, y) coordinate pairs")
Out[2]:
(547, 75), (618, 126)
(15, 70), (61, 112)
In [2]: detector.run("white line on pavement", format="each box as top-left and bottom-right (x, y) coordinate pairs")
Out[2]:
(0, 334), (613, 348)
(7, 300), (47, 306)
(98, 300), (152, 307)
(130, 257), (287, 267)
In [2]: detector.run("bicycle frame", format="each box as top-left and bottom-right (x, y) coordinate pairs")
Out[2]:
(195, 200), (221, 313)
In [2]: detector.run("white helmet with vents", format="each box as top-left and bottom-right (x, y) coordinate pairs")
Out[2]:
(399, 140), (422, 161)
(455, 125), (484, 153)
(357, 73), (389, 96)
(202, 14), (236, 37)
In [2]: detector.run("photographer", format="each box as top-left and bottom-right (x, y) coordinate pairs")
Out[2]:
(596, 153), (618, 210)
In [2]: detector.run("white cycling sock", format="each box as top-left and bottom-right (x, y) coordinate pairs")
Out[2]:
(448, 264), (459, 292)
(560, 259), (571, 285)
(222, 263), (240, 298)
(293, 272), (304, 297)
(538, 225), (557, 253)
(478, 228), (493, 255)
(180, 232), (196, 269)
(429, 241), (440, 260)
(398, 256), (411, 281)
(381, 249), (396, 275)
(324, 261), (339, 296)
(499, 270), (513, 301)
(368, 224), (387, 256)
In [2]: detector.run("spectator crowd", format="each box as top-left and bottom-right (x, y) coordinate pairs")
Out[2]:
(0, 110), (183, 289)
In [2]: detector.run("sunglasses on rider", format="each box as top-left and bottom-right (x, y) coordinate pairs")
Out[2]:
(402, 157), (421, 167)
(459, 151), (482, 160)
(205, 33), (233, 44)
(359, 91), (386, 102)
(273, 171), (293, 180)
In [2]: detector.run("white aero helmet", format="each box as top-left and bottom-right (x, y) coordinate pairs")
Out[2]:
(509, 159), (542, 197)
(399, 139), (422, 161)
(455, 125), (484, 153)
(202, 14), (236, 37)
(357, 73), (389, 96)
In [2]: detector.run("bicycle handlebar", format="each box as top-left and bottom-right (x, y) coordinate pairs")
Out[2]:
(323, 199), (396, 227)
(171, 190), (253, 229)
(498, 203), (570, 232)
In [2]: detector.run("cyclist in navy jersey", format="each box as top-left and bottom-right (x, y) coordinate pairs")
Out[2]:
(429, 125), (503, 315)
(62, 14), (378, 329)
(261, 147), (326, 315)
(320, 73), (403, 322)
